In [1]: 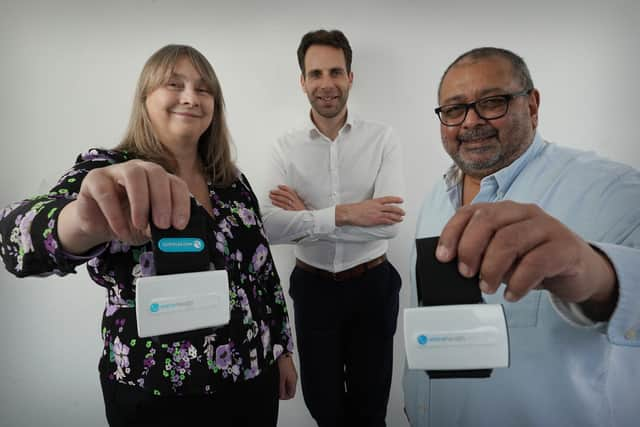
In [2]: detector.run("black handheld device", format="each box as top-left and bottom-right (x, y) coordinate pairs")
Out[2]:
(150, 198), (212, 276)
(415, 236), (492, 379)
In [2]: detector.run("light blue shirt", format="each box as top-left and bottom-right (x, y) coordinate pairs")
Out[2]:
(403, 133), (640, 427)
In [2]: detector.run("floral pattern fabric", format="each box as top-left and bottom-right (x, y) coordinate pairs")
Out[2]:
(0, 149), (293, 396)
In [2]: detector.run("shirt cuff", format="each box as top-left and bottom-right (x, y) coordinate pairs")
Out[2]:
(548, 293), (607, 332)
(312, 206), (336, 235)
(59, 242), (109, 262)
(592, 242), (640, 346)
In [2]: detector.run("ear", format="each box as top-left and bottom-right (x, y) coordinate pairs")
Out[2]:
(529, 89), (541, 129)
(348, 71), (354, 88)
(300, 73), (306, 93)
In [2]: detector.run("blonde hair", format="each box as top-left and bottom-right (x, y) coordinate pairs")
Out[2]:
(116, 44), (237, 187)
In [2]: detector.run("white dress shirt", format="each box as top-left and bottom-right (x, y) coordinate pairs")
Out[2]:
(261, 113), (404, 272)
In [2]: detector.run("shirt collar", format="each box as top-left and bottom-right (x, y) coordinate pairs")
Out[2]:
(443, 131), (545, 194)
(306, 109), (355, 140)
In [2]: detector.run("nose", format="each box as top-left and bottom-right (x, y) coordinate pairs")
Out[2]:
(461, 105), (486, 128)
(180, 86), (200, 107)
(318, 74), (334, 90)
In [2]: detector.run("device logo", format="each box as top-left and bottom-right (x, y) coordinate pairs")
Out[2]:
(158, 237), (205, 253)
(149, 300), (195, 313)
(417, 334), (467, 346)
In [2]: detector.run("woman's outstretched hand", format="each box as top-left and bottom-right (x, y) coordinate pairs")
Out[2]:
(58, 160), (191, 254)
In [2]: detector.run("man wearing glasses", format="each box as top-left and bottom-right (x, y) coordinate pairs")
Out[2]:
(403, 47), (640, 426)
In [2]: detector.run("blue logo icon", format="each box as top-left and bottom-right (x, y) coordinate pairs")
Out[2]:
(417, 334), (428, 345)
(150, 303), (159, 313)
(158, 237), (205, 253)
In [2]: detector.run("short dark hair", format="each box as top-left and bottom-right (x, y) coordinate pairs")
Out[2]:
(297, 29), (353, 75)
(438, 47), (534, 101)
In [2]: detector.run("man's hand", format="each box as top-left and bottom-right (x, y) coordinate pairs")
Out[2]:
(336, 196), (405, 226)
(435, 201), (618, 319)
(270, 185), (306, 211)
(277, 354), (298, 400)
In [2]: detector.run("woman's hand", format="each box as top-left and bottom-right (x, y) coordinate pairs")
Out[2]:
(277, 353), (298, 400)
(58, 160), (191, 254)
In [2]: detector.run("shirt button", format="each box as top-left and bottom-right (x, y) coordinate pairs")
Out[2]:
(624, 329), (637, 340)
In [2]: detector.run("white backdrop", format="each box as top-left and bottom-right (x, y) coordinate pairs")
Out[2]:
(1, 1), (639, 426)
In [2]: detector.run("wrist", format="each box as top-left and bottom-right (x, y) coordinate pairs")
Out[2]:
(579, 246), (619, 321)
(58, 202), (109, 255)
(335, 204), (352, 226)
(278, 352), (293, 362)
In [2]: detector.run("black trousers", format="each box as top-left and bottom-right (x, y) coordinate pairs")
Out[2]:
(100, 364), (279, 427)
(290, 260), (401, 427)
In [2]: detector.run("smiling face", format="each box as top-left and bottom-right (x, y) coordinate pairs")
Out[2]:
(439, 55), (539, 179)
(145, 56), (214, 149)
(301, 44), (353, 120)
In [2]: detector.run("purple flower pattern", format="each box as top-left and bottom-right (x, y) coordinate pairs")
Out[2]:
(251, 244), (268, 273)
(0, 148), (293, 397)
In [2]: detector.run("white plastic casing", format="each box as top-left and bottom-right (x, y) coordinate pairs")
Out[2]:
(404, 304), (509, 370)
(135, 270), (230, 338)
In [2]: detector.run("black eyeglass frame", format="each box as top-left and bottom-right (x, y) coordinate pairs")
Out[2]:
(434, 89), (533, 126)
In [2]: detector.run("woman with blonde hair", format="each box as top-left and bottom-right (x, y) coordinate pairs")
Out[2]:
(0, 44), (297, 426)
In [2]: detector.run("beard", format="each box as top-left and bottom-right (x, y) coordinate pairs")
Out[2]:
(445, 119), (532, 178)
(453, 125), (502, 175)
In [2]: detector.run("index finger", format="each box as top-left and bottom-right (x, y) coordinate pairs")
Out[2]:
(277, 185), (299, 197)
(375, 196), (403, 205)
(115, 164), (150, 230)
(437, 201), (538, 264)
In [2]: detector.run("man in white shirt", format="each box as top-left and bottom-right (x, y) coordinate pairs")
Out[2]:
(261, 29), (405, 427)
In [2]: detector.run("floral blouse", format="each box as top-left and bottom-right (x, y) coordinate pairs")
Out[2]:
(0, 149), (293, 396)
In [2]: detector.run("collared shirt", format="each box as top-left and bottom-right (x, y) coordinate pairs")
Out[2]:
(261, 113), (404, 272)
(403, 133), (640, 427)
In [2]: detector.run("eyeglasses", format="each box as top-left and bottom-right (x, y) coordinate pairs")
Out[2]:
(435, 89), (532, 126)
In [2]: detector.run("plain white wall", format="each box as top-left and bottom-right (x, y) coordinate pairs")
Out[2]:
(1, 1), (639, 426)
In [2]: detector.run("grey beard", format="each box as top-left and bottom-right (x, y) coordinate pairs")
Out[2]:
(453, 148), (503, 178)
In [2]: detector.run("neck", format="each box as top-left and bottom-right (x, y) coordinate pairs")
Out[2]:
(462, 174), (482, 206)
(311, 108), (347, 141)
(163, 140), (202, 179)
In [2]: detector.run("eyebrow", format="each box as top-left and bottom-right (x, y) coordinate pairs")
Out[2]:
(306, 66), (346, 76)
(169, 72), (207, 85)
(440, 87), (510, 105)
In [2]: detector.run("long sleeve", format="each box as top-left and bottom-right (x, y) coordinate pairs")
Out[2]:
(261, 140), (337, 245)
(545, 163), (640, 346)
(0, 149), (127, 277)
(331, 128), (405, 242)
(262, 118), (401, 271)
(262, 124), (405, 244)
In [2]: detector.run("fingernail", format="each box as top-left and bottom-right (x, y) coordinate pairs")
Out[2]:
(458, 262), (472, 277)
(436, 245), (449, 260)
(479, 280), (491, 293)
(176, 215), (187, 228)
(504, 290), (517, 302)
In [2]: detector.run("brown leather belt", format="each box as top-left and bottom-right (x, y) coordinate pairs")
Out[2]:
(295, 254), (387, 282)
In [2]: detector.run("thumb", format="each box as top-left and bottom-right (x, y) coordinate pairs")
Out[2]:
(287, 378), (296, 399)
(279, 376), (286, 399)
